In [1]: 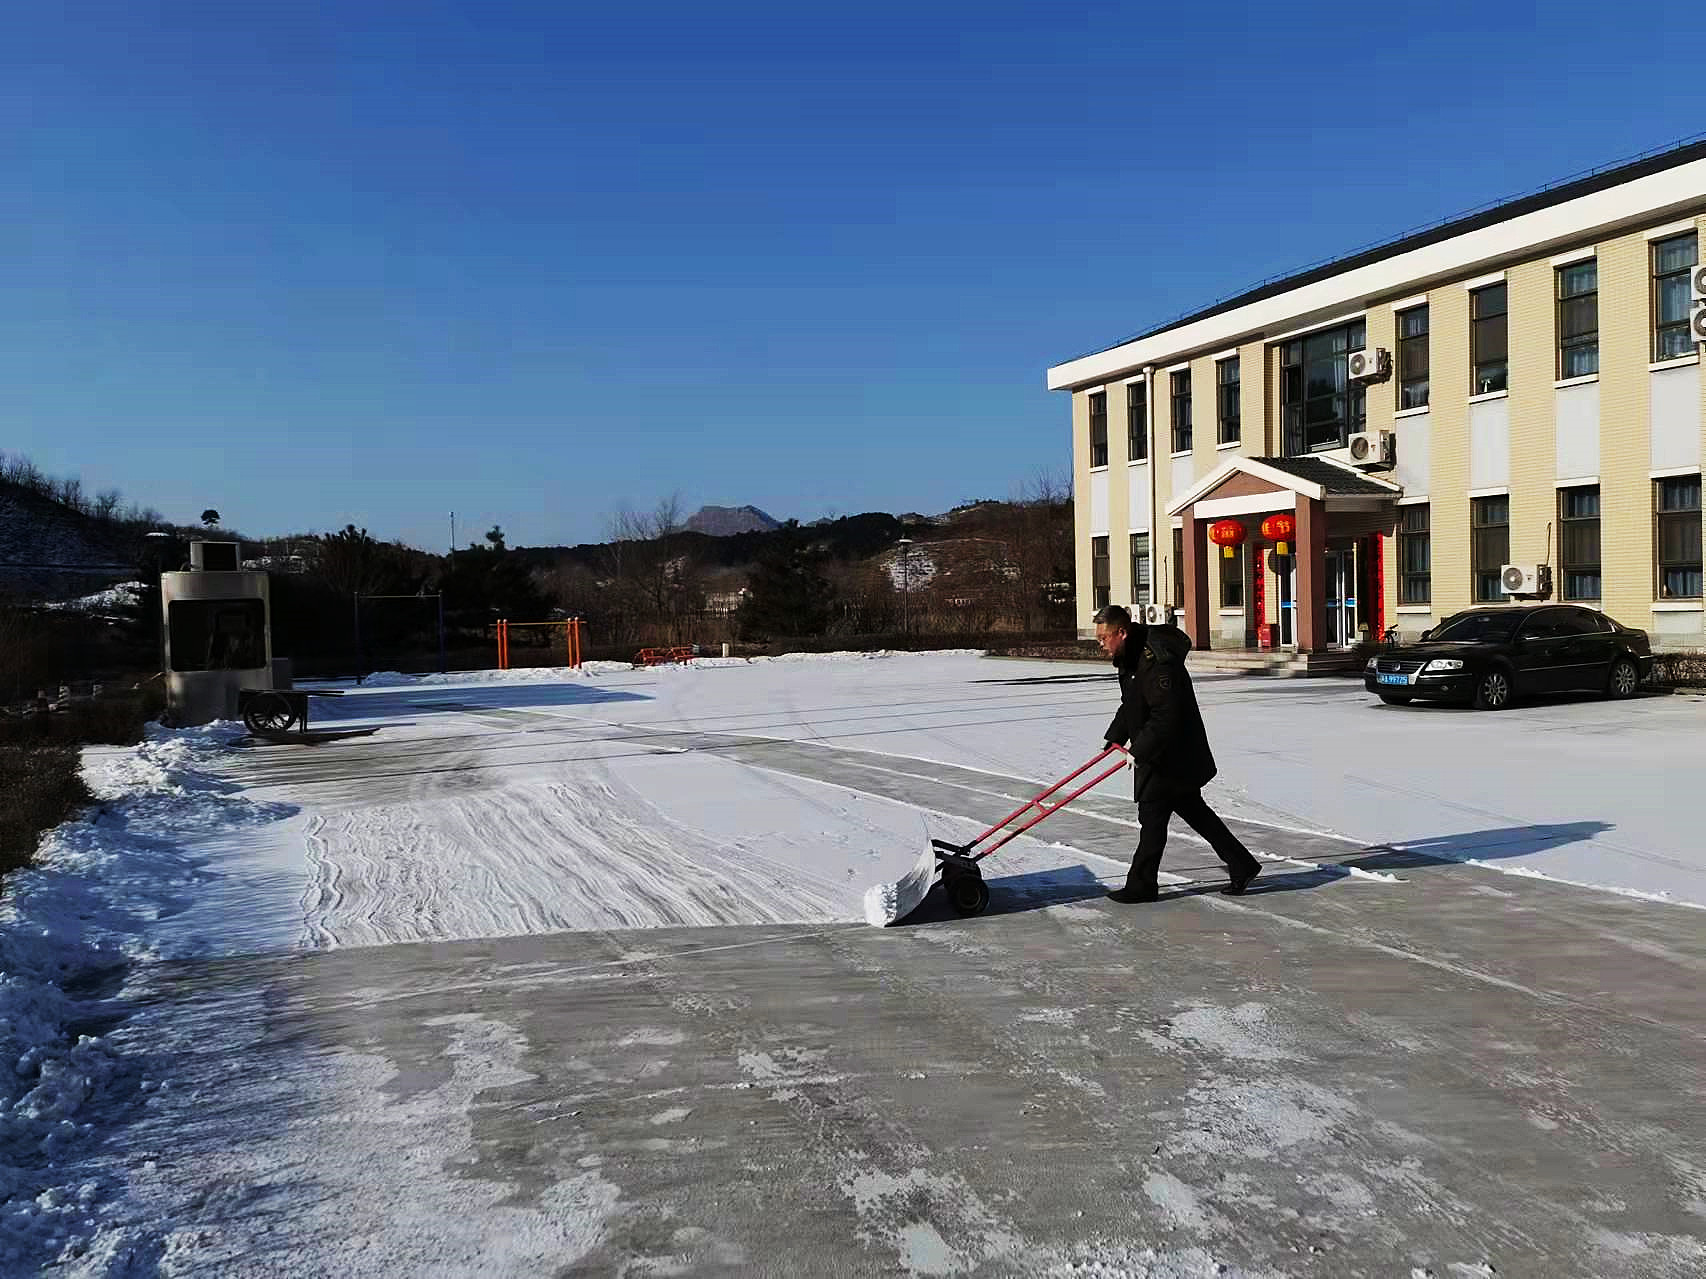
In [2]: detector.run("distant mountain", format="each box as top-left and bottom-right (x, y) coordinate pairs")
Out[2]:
(684, 505), (782, 537)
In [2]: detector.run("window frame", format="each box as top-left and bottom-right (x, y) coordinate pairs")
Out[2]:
(1126, 382), (1147, 462)
(1088, 392), (1108, 468)
(1557, 485), (1601, 601)
(1656, 475), (1703, 601)
(1091, 534), (1111, 609)
(1396, 305), (1429, 410)
(1471, 494), (1510, 603)
(1216, 356), (1240, 445)
(1170, 370), (1193, 454)
(1171, 526), (1184, 609)
(1279, 318), (1367, 456)
(1129, 531), (1151, 606)
(1556, 260), (1599, 380)
(1398, 503), (1431, 605)
(1470, 282), (1508, 396)
(1219, 542), (1244, 609)
(1652, 233), (1700, 363)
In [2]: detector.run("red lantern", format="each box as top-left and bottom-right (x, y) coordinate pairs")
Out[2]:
(1261, 512), (1296, 557)
(1208, 519), (1247, 560)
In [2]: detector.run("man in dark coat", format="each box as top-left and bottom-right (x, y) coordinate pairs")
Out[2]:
(1094, 604), (1262, 903)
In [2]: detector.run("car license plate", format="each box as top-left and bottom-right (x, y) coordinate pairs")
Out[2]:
(1377, 673), (1410, 686)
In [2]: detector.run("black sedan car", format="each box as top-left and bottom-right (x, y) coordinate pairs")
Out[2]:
(1365, 604), (1655, 710)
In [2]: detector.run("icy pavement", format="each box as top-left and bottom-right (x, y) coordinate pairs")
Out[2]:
(73, 856), (1706, 1276)
(5, 651), (1706, 1272)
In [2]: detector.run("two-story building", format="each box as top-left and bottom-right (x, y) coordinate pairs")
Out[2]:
(1049, 138), (1706, 655)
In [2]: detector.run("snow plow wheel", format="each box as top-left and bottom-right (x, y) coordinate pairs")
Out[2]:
(243, 691), (297, 735)
(946, 874), (990, 917)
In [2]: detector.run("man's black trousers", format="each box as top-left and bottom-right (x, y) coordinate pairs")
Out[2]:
(1126, 789), (1259, 893)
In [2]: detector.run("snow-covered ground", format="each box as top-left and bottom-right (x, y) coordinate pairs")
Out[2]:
(4, 650), (1705, 1270)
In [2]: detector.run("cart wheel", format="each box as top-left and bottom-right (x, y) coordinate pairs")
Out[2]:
(946, 874), (990, 917)
(244, 691), (296, 735)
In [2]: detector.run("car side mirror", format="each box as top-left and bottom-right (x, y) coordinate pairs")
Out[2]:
(1420, 629), (1432, 641)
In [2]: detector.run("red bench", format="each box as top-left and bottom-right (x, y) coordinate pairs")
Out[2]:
(635, 647), (695, 667)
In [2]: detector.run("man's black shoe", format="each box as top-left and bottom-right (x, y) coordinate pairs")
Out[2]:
(1223, 863), (1262, 896)
(1106, 886), (1159, 904)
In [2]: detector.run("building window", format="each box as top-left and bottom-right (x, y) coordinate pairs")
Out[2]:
(1088, 392), (1108, 468)
(1126, 382), (1147, 461)
(1091, 535), (1110, 609)
(1653, 233), (1700, 363)
(1471, 282), (1508, 395)
(1396, 306), (1429, 410)
(1280, 318), (1367, 456)
(1558, 486), (1601, 600)
(1471, 495), (1510, 602)
(1216, 357), (1240, 445)
(1130, 532), (1151, 606)
(1172, 526), (1183, 609)
(1556, 260), (1599, 379)
(1656, 475), (1703, 599)
(1220, 544), (1244, 609)
(1170, 371), (1192, 453)
(1398, 504), (1431, 604)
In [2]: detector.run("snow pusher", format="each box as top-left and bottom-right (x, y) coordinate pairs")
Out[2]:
(863, 745), (1130, 926)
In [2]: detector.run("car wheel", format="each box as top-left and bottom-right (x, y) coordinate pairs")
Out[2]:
(1378, 693), (1413, 706)
(1473, 669), (1513, 711)
(1606, 657), (1640, 700)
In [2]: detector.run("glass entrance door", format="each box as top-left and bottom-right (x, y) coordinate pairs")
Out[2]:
(1325, 548), (1358, 648)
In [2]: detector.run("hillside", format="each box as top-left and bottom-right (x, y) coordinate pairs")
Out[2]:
(0, 480), (138, 601)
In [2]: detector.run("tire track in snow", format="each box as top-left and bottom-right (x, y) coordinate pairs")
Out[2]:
(298, 770), (846, 949)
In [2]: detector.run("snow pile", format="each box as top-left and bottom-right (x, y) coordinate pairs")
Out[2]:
(40, 582), (145, 615)
(0, 722), (288, 1267)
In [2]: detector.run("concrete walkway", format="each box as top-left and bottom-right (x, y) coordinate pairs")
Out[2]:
(102, 745), (1706, 1276)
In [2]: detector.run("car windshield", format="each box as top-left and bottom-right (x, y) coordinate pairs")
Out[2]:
(1429, 611), (1522, 642)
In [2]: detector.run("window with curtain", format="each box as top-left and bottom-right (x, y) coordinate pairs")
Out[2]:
(1558, 486), (1601, 600)
(1653, 233), (1699, 362)
(1657, 476), (1703, 600)
(1556, 260), (1599, 379)
(1399, 504), (1431, 604)
(1471, 283), (1508, 395)
(1397, 305), (1429, 410)
(1472, 495), (1509, 601)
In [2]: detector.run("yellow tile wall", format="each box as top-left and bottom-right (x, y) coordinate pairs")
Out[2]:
(1505, 259), (1555, 577)
(1429, 286), (1472, 617)
(1597, 232), (1654, 624)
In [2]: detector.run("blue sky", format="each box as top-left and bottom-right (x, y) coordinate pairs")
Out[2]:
(4, 1), (1702, 549)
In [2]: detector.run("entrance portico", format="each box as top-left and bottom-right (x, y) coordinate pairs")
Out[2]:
(1169, 456), (1403, 654)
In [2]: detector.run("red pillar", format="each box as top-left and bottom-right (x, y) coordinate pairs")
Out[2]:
(1294, 497), (1327, 653)
(1180, 507), (1210, 648)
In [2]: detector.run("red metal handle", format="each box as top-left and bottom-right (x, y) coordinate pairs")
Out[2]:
(966, 744), (1129, 862)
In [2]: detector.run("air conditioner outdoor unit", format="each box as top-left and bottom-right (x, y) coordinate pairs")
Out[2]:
(1346, 429), (1396, 468)
(1500, 563), (1553, 599)
(1141, 603), (1169, 625)
(1347, 347), (1392, 382)
(1692, 266), (1706, 344)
